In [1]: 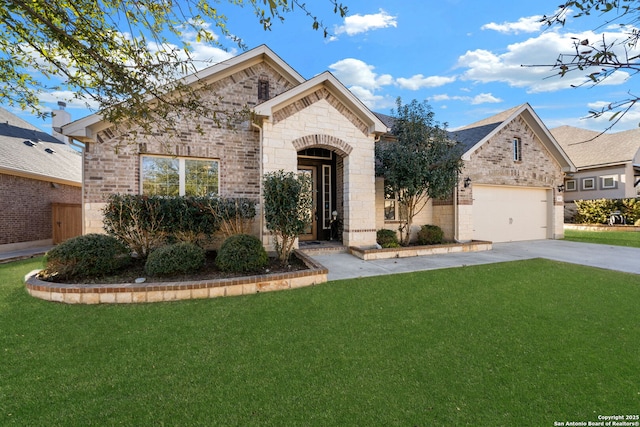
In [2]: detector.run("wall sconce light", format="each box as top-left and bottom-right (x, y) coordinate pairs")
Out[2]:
(463, 177), (472, 188)
(557, 184), (565, 193)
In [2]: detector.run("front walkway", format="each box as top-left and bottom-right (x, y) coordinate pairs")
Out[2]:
(311, 240), (640, 281)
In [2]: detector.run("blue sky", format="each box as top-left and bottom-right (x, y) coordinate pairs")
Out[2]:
(7, 0), (640, 133)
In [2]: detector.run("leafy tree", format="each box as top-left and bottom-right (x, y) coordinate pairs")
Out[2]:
(540, 0), (640, 130)
(375, 98), (463, 246)
(0, 0), (348, 133)
(263, 170), (312, 264)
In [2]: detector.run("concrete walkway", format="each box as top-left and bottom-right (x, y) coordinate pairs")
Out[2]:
(311, 240), (640, 281)
(0, 246), (53, 263)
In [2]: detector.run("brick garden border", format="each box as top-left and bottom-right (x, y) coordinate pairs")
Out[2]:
(349, 240), (493, 261)
(25, 250), (327, 304)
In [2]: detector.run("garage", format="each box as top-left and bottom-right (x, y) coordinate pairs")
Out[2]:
(472, 185), (551, 243)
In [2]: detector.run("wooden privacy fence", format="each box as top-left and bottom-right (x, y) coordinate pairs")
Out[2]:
(52, 203), (82, 244)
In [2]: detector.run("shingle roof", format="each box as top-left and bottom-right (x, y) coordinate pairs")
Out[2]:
(447, 105), (524, 152)
(0, 107), (81, 185)
(550, 125), (640, 169)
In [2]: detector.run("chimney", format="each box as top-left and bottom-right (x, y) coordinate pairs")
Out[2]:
(52, 101), (71, 144)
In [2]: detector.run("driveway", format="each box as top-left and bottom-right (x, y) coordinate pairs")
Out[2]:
(311, 240), (640, 281)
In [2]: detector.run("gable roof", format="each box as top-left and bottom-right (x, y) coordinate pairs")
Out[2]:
(254, 71), (388, 135)
(0, 107), (81, 185)
(63, 45), (306, 142)
(550, 125), (640, 169)
(448, 103), (575, 172)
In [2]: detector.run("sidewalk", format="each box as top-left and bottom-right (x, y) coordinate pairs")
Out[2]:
(0, 246), (52, 263)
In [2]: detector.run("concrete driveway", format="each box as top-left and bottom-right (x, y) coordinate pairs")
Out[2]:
(311, 240), (640, 281)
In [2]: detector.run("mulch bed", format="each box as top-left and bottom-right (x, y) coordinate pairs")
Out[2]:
(38, 251), (308, 285)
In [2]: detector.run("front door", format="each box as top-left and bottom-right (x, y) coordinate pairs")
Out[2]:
(298, 165), (317, 241)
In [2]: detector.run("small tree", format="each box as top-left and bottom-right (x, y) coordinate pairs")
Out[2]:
(263, 170), (313, 264)
(376, 98), (463, 246)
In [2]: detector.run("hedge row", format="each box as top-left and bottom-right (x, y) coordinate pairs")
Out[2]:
(102, 194), (257, 257)
(573, 198), (640, 225)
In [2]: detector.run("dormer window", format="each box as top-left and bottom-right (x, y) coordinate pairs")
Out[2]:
(513, 137), (522, 162)
(258, 79), (269, 101)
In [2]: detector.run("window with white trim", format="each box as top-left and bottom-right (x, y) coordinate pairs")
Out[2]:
(565, 179), (576, 191)
(582, 177), (596, 191)
(513, 137), (522, 162)
(601, 176), (616, 189)
(141, 155), (219, 196)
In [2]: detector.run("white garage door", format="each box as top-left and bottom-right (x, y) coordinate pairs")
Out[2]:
(473, 185), (550, 243)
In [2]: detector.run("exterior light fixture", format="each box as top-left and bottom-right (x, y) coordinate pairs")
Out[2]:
(557, 184), (565, 193)
(464, 177), (471, 188)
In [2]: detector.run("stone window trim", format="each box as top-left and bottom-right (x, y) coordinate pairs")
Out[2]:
(581, 176), (596, 191)
(565, 179), (577, 192)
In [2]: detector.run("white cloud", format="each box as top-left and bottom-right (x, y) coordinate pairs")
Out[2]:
(455, 28), (640, 93)
(428, 93), (502, 105)
(396, 74), (456, 90)
(329, 58), (393, 90)
(334, 9), (397, 36)
(481, 15), (546, 34)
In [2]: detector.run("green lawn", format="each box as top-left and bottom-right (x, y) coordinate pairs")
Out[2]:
(1, 257), (639, 426)
(564, 228), (640, 248)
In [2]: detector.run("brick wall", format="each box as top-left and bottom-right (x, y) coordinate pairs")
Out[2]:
(0, 173), (81, 245)
(83, 62), (296, 233)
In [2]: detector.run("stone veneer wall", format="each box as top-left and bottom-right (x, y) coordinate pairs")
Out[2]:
(456, 117), (565, 241)
(261, 90), (378, 248)
(0, 173), (80, 248)
(83, 62), (296, 235)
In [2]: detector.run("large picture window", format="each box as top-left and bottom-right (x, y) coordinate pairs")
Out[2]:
(141, 156), (219, 196)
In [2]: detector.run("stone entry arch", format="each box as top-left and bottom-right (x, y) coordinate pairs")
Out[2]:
(293, 134), (351, 242)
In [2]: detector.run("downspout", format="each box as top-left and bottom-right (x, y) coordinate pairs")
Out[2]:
(251, 120), (264, 245)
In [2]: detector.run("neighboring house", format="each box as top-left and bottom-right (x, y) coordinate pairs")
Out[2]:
(63, 45), (575, 247)
(0, 107), (82, 253)
(550, 126), (640, 214)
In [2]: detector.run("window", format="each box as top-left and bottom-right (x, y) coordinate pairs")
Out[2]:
(141, 156), (219, 196)
(513, 137), (522, 162)
(258, 79), (269, 101)
(384, 182), (408, 222)
(601, 176), (617, 189)
(582, 177), (596, 191)
(565, 179), (577, 191)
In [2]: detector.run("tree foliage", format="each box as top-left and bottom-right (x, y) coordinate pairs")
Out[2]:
(0, 0), (347, 133)
(263, 170), (312, 264)
(375, 98), (463, 246)
(540, 0), (640, 130)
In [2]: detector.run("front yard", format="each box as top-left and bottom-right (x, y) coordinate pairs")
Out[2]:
(1, 257), (639, 426)
(564, 228), (640, 248)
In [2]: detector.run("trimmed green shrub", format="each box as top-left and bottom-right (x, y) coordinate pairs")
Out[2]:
(574, 198), (640, 224)
(43, 234), (131, 280)
(377, 229), (400, 248)
(215, 234), (268, 273)
(417, 224), (444, 245)
(144, 243), (205, 276)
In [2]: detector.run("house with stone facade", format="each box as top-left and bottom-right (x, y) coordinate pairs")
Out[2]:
(0, 107), (82, 254)
(63, 45), (575, 248)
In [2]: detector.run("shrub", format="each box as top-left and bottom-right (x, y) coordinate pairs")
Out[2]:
(43, 234), (131, 280)
(215, 234), (268, 273)
(144, 243), (206, 276)
(417, 224), (444, 245)
(377, 229), (400, 248)
(574, 198), (640, 224)
(263, 170), (312, 264)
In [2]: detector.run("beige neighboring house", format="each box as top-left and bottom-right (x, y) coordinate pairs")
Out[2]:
(0, 107), (82, 253)
(551, 126), (640, 216)
(62, 46), (575, 248)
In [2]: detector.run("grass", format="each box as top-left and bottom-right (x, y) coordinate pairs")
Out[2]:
(564, 228), (640, 248)
(2, 257), (639, 426)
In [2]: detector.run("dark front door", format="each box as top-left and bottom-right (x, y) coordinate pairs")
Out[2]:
(298, 148), (337, 241)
